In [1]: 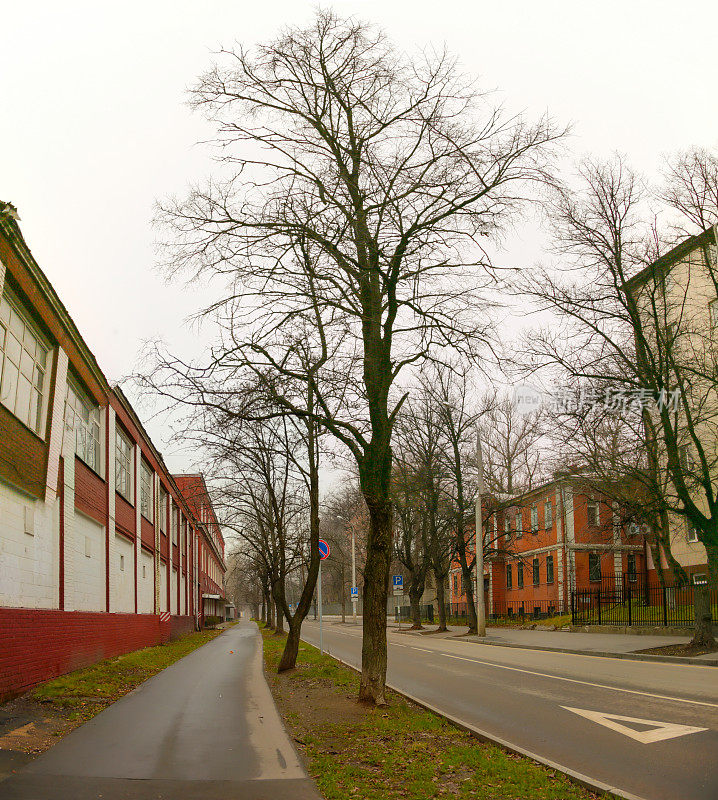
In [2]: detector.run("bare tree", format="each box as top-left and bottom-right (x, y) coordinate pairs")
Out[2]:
(516, 155), (718, 645)
(157, 11), (562, 703)
(659, 147), (718, 235)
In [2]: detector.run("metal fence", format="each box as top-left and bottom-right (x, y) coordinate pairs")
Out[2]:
(571, 576), (717, 628)
(447, 600), (560, 623)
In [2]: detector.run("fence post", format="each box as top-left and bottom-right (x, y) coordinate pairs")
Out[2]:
(662, 586), (668, 627)
(627, 583), (632, 627)
(596, 589), (601, 625)
(571, 591), (576, 625)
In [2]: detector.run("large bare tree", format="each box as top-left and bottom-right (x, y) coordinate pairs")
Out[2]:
(157, 11), (562, 703)
(516, 155), (718, 645)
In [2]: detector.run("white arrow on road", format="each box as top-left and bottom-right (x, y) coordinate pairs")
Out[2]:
(562, 706), (708, 743)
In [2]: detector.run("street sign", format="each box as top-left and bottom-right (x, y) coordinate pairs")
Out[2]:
(318, 539), (330, 560)
(350, 587), (358, 599)
(392, 574), (403, 596)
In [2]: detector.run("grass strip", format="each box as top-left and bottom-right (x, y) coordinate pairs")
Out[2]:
(260, 624), (605, 800)
(32, 629), (222, 725)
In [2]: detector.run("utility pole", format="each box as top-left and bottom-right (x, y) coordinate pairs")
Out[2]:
(351, 524), (357, 625)
(475, 432), (486, 637)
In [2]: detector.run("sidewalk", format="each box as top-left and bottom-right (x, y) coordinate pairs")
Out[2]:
(388, 621), (718, 664)
(1, 621), (321, 800)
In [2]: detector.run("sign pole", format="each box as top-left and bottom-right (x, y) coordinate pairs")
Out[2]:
(318, 559), (323, 654)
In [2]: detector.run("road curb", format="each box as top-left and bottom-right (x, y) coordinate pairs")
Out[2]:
(390, 628), (718, 666)
(323, 649), (649, 800)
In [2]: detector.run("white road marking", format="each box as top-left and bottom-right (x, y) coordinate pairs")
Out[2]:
(561, 707), (709, 743)
(411, 647), (432, 653)
(441, 654), (718, 709)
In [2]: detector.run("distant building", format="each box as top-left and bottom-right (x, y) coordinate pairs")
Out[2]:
(0, 202), (226, 698)
(449, 477), (645, 618)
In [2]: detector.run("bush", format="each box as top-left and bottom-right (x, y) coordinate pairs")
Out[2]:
(203, 615), (222, 628)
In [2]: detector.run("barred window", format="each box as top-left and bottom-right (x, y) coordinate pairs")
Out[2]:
(115, 428), (133, 500)
(140, 461), (153, 521)
(532, 558), (540, 586)
(66, 381), (101, 472)
(546, 555), (554, 584)
(0, 292), (49, 435)
(589, 553), (601, 582)
(627, 553), (637, 582)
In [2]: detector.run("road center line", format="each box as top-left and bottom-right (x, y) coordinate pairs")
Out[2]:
(441, 654), (718, 709)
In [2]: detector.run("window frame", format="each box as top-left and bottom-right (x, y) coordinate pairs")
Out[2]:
(545, 500), (553, 529)
(530, 504), (538, 534)
(546, 554), (554, 584)
(686, 522), (699, 543)
(532, 557), (540, 586)
(517, 562), (524, 589)
(588, 552), (601, 582)
(114, 426), (134, 501)
(66, 378), (102, 474)
(0, 288), (51, 437)
(140, 460), (153, 522)
(627, 552), (637, 582)
(506, 563), (512, 590)
(586, 499), (600, 528)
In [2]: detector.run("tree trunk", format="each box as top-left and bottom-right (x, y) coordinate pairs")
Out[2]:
(409, 585), (423, 629)
(275, 600), (284, 633)
(456, 536), (478, 635)
(278, 616), (302, 671)
(435, 570), (448, 632)
(690, 583), (716, 648)
(267, 597), (275, 629)
(359, 499), (392, 705)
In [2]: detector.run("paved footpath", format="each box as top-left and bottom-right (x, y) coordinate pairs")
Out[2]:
(1, 621), (321, 800)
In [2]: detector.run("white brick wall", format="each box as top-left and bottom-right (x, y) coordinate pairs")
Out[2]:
(171, 566), (178, 614)
(138, 548), (154, 613)
(0, 480), (58, 608)
(113, 533), (134, 612)
(71, 510), (105, 611)
(159, 560), (167, 612)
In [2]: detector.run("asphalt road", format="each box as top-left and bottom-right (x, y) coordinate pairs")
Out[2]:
(301, 619), (718, 800)
(2, 623), (320, 800)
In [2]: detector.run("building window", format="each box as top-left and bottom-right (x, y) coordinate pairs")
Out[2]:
(171, 502), (178, 544)
(504, 515), (512, 540)
(0, 292), (49, 435)
(115, 428), (133, 500)
(142, 564), (147, 579)
(686, 522), (699, 543)
(627, 553), (637, 582)
(679, 444), (694, 472)
(159, 488), (167, 533)
(66, 381), (101, 472)
(532, 558), (540, 586)
(586, 499), (599, 527)
(120, 554), (125, 571)
(531, 505), (538, 534)
(546, 555), (554, 584)
(140, 461), (153, 521)
(517, 562), (524, 589)
(506, 564), (512, 589)
(589, 553), (601, 582)
(545, 500), (553, 529)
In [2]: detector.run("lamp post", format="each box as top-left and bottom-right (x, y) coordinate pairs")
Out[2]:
(475, 431), (486, 637)
(336, 513), (357, 624)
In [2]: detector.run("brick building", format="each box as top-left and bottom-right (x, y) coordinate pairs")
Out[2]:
(449, 477), (646, 618)
(0, 202), (226, 699)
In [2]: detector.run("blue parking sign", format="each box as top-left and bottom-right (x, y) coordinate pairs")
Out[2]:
(350, 587), (358, 599)
(392, 575), (403, 588)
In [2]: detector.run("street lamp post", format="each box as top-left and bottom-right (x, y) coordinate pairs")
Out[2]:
(336, 513), (357, 625)
(475, 431), (486, 637)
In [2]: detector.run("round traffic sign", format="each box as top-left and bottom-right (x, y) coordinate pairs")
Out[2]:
(318, 539), (330, 560)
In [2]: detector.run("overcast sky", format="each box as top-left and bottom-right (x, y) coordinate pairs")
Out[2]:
(2, 1), (717, 471)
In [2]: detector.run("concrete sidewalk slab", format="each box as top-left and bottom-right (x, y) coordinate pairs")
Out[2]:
(0, 621), (321, 800)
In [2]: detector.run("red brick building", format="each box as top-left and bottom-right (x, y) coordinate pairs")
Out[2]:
(449, 477), (646, 619)
(0, 202), (226, 699)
